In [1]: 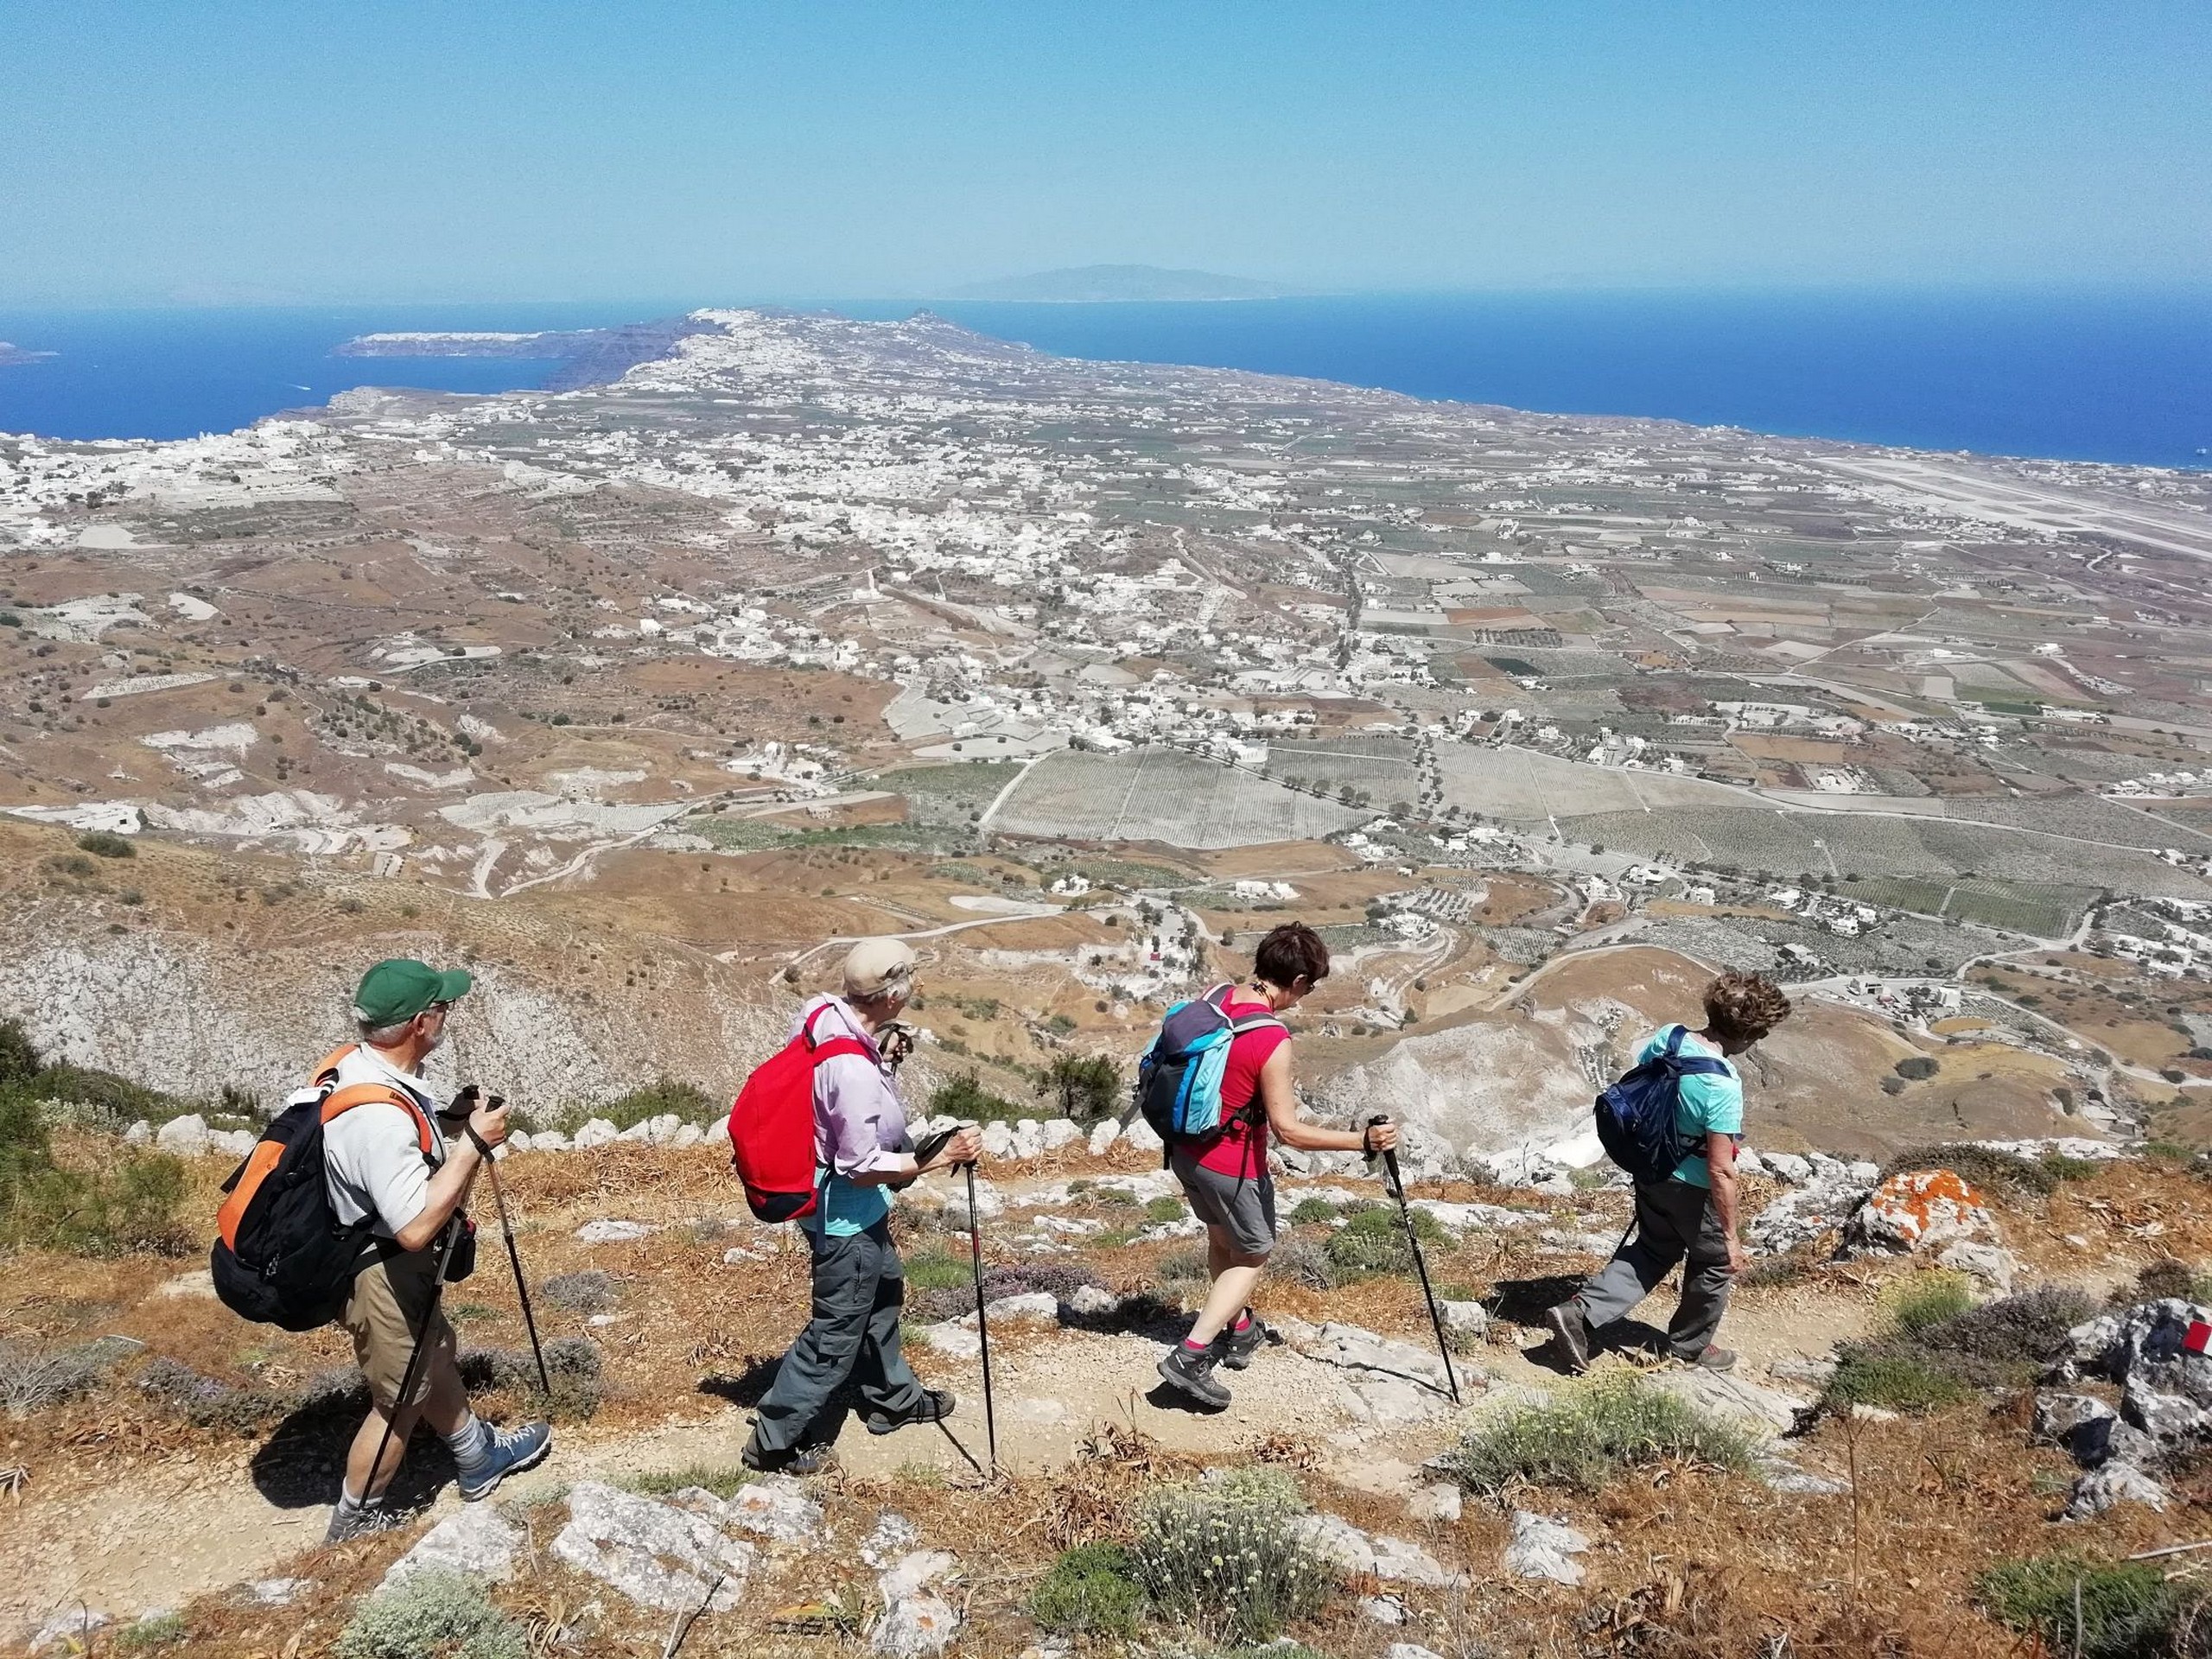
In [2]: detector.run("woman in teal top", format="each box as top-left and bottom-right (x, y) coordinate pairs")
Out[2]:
(1545, 970), (1791, 1375)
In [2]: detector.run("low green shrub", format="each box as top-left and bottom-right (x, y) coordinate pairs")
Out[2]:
(926, 1072), (1027, 1126)
(1823, 1350), (1973, 1412)
(2121, 1258), (2212, 1306)
(1028, 1542), (1144, 1637)
(594, 1077), (711, 1134)
(1322, 1203), (1444, 1280)
(539, 1270), (619, 1313)
(115, 1612), (188, 1650)
(1287, 1197), (1339, 1225)
(1880, 1270), (1974, 1336)
(1825, 1283), (2096, 1412)
(1893, 1055), (1939, 1081)
(336, 1570), (528, 1659)
(1270, 1234), (1336, 1292)
(1, 1089), (188, 1255)
(1440, 1376), (1755, 1494)
(1133, 1468), (1337, 1646)
(77, 830), (136, 859)
(904, 1248), (972, 1293)
(1156, 1246), (1211, 1288)
(2043, 1153), (2101, 1183)
(626, 1463), (757, 1500)
(1977, 1553), (2181, 1659)
(1145, 1194), (1185, 1224)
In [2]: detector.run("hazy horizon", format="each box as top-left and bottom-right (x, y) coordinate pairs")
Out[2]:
(3, 2), (2206, 308)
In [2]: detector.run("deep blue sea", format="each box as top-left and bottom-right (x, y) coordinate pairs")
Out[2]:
(2, 289), (2207, 468)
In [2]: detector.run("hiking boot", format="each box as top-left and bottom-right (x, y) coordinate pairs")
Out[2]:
(1156, 1343), (1232, 1409)
(454, 1420), (553, 1501)
(865, 1388), (957, 1435)
(1543, 1302), (1592, 1375)
(1211, 1313), (1268, 1371)
(1682, 1344), (1737, 1372)
(323, 1497), (407, 1545)
(741, 1437), (836, 1476)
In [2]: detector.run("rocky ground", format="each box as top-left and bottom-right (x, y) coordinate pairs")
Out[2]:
(10, 1118), (2212, 1656)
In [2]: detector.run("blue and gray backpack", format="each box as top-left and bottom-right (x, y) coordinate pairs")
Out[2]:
(1592, 1024), (1731, 1184)
(1134, 983), (1285, 1160)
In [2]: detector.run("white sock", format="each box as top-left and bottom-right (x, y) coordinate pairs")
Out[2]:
(444, 1414), (492, 1465)
(335, 1482), (377, 1512)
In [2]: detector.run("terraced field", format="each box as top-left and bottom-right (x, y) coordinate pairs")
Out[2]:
(989, 746), (1368, 849)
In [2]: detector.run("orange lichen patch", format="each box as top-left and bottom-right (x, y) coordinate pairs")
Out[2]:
(1857, 1168), (1995, 1249)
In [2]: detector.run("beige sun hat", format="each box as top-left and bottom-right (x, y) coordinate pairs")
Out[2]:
(842, 938), (918, 1000)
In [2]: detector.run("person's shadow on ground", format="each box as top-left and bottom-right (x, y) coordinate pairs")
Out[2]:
(696, 1355), (781, 1408)
(248, 1390), (457, 1511)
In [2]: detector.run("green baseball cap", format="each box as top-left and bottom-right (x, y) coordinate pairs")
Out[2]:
(352, 957), (474, 1027)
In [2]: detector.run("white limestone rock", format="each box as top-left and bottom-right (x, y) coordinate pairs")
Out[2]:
(1087, 1118), (1121, 1156)
(860, 1511), (921, 1568)
(981, 1121), (1017, 1160)
(672, 1122), (703, 1149)
(1651, 1371), (1808, 1439)
(1503, 1510), (1590, 1586)
(124, 1119), (151, 1146)
(2066, 1461), (2170, 1520)
(382, 1505), (524, 1590)
(573, 1117), (620, 1149)
(550, 1481), (755, 1611)
(1039, 1117), (1082, 1151)
(575, 1218), (655, 1243)
(1408, 1482), (1463, 1522)
(878, 1549), (958, 1601)
(872, 1593), (960, 1656)
(724, 1473), (825, 1545)
(155, 1114), (211, 1155)
(704, 1117), (732, 1147)
(1123, 1119), (1164, 1154)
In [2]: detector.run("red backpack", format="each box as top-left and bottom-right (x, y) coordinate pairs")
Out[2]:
(728, 1003), (874, 1222)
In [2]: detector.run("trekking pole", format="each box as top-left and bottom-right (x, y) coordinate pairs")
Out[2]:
(363, 1216), (464, 1503)
(1368, 1115), (1461, 1405)
(961, 1156), (1000, 1476)
(481, 1095), (552, 1396)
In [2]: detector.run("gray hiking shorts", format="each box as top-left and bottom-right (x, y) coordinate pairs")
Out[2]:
(1171, 1147), (1277, 1258)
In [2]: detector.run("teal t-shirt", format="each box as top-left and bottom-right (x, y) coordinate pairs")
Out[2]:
(1634, 1027), (1743, 1188)
(809, 1170), (893, 1237)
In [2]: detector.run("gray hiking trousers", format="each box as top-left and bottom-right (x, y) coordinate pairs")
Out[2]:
(750, 1218), (928, 1455)
(1572, 1178), (1733, 1360)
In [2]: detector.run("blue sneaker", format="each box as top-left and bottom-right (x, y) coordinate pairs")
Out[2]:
(454, 1421), (552, 1501)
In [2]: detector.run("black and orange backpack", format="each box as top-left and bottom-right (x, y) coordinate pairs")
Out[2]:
(211, 1045), (448, 1330)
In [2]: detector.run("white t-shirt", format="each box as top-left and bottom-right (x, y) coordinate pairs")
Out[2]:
(320, 1044), (446, 1239)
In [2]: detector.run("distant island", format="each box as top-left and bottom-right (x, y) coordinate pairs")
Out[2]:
(942, 264), (1296, 302)
(0, 341), (58, 367)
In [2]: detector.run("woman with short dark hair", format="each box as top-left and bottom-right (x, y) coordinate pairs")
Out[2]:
(1154, 922), (1400, 1408)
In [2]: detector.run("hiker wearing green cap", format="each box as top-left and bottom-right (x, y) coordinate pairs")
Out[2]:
(322, 958), (551, 1541)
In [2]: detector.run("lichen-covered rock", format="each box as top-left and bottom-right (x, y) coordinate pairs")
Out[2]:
(1845, 1169), (1998, 1255)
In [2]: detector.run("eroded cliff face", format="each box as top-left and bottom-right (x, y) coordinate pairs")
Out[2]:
(0, 922), (786, 1114)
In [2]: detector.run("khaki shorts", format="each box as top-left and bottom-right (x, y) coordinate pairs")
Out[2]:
(342, 1244), (455, 1413)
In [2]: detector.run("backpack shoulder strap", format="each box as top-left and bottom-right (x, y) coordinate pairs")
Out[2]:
(310, 1042), (359, 1088)
(322, 1083), (438, 1160)
(807, 1038), (874, 1067)
(1226, 1010), (1287, 1036)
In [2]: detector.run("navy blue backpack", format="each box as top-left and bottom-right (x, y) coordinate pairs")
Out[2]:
(1592, 1025), (1731, 1184)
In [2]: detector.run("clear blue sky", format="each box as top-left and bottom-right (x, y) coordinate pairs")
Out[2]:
(2, 1), (2205, 306)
